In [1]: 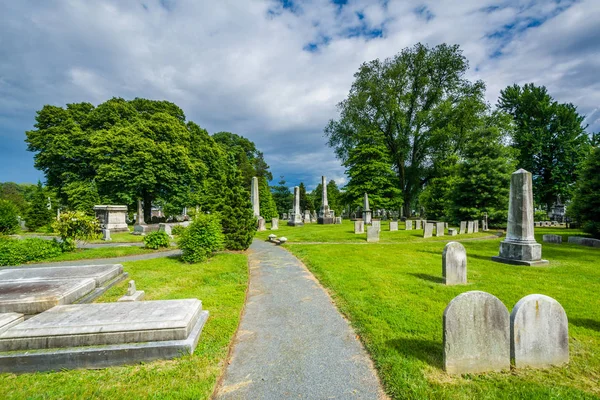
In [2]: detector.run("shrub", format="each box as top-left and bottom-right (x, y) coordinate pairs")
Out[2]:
(171, 225), (187, 236)
(534, 210), (548, 221)
(178, 214), (224, 263)
(0, 200), (19, 234)
(53, 211), (100, 251)
(571, 146), (600, 238)
(25, 181), (53, 231)
(144, 231), (170, 249)
(0, 237), (62, 266)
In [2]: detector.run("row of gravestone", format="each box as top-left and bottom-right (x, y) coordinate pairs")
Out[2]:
(353, 220), (385, 242)
(444, 291), (569, 374)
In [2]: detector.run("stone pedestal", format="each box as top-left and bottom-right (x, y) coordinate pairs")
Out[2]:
(362, 210), (372, 225)
(93, 205), (129, 233)
(102, 229), (111, 241)
(288, 186), (304, 227)
(493, 169), (548, 266)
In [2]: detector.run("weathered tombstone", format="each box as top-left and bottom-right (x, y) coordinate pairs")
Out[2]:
(389, 221), (398, 231)
(102, 229), (111, 241)
(436, 222), (445, 237)
(444, 291), (510, 374)
(354, 220), (364, 234)
(492, 169), (548, 266)
(423, 223), (434, 238)
(257, 218), (266, 231)
(304, 210), (312, 223)
(567, 236), (600, 248)
(251, 176), (260, 217)
(318, 176), (334, 224)
(443, 242), (467, 285)
(372, 220), (381, 232)
(467, 221), (474, 234)
(460, 221), (467, 235)
(334, 216), (342, 224)
(542, 234), (562, 244)
(448, 228), (458, 236)
(133, 199), (148, 235)
(362, 193), (372, 225)
(118, 280), (145, 302)
(474, 220), (479, 233)
(414, 220), (422, 230)
(94, 205), (129, 232)
(287, 187), (304, 226)
(510, 294), (569, 369)
(158, 223), (173, 237)
(271, 218), (279, 230)
(366, 226), (379, 242)
(482, 219), (487, 231)
(282, 213), (288, 220)
(405, 220), (413, 230)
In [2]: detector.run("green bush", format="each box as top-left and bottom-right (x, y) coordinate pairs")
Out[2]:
(0, 200), (19, 235)
(53, 211), (100, 251)
(534, 210), (548, 221)
(0, 237), (62, 266)
(178, 214), (224, 263)
(144, 231), (170, 249)
(171, 225), (187, 236)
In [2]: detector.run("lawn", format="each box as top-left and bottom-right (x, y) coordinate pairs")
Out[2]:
(88, 231), (145, 243)
(283, 226), (600, 399)
(25, 245), (173, 264)
(0, 252), (249, 399)
(255, 219), (494, 243)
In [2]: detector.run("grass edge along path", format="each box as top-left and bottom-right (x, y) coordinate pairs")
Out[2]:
(285, 235), (600, 400)
(0, 252), (249, 400)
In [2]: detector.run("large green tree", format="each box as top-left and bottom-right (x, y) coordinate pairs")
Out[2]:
(25, 181), (53, 230)
(497, 83), (590, 210)
(298, 182), (314, 212)
(258, 176), (278, 221)
(325, 43), (488, 216)
(271, 176), (293, 215)
(570, 146), (600, 238)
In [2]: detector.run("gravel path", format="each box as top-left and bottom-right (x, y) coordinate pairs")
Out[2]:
(214, 239), (385, 400)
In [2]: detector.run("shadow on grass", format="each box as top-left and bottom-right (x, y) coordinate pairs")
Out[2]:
(386, 337), (443, 369)
(570, 318), (600, 332)
(409, 273), (444, 284)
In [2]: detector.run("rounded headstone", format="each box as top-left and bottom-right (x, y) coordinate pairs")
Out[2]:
(444, 291), (510, 374)
(442, 242), (467, 285)
(510, 294), (569, 369)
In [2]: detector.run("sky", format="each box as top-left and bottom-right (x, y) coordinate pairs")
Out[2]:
(1, 0), (599, 190)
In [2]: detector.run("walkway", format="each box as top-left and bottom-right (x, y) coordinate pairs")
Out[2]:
(215, 240), (385, 400)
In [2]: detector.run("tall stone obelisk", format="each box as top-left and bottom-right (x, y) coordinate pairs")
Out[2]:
(251, 177), (260, 217)
(288, 186), (304, 226)
(318, 175), (334, 224)
(362, 193), (372, 224)
(492, 169), (548, 266)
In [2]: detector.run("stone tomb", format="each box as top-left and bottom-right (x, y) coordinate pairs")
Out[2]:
(444, 291), (510, 374)
(443, 242), (467, 285)
(389, 221), (398, 231)
(0, 299), (209, 373)
(510, 294), (569, 369)
(0, 264), (126, 315)
(354, 220), (364, 234)
(93, 205), (129, 233)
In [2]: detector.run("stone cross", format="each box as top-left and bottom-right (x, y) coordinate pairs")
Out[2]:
(492, 169), (548, 266)
(443, 242), (467, 285)
(444, 291), (510, 374)
(251, 176), (260, 217)
(510, 294), (569, 369)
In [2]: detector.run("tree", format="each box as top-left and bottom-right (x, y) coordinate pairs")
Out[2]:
(326, 43), (488, 216)
(497, 83), (590, 210)
(0, 200), (19, 234)
(0, 183), (28, 214)
(62, 181), (101, 215)
(271, 176), (293, 215)
(342, 130), (402, 212)
(298, 182), (313, 212)
(258, 176), (278, 221)
(570, 146), (600, 238)
(418, 161), (459, 220)
(25, 181), (53, 230)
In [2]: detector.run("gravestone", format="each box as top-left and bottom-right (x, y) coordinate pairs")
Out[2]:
(282, 213), (288, 220)
(287, 187), (304, 226)
(257, 218), (266, 231)
(474, 220), (479, 233)
(467, 221), (474, 234)
(303, 210), (311, 223)
(423, 223), (434, 238)
(102, 229), (111, 241)
(251, 176), (260, 217)
(271, 218), (279, 230)
(405, 220), (413, 230)
(542, 234), (562, 244)
(133, 199), (148, 235)
(414, 220), (422, 230)
(372, 220), (381, 232)
(362, 193), (372, 225)
(460, 221), (467, 234)
(366, 226), (379, 242)
(448, 228), (457, 236)
(318, 176), (334, 224)
(354, 220), (364, 234)
(511, 294), (569, 369)
(443, 242), (467, 285)
(492, 169), (548, 266)
(335, 217), (342, 224)
(436, 222), (445, 237)
(389, 221), (398, 231)
(443, 291), (510, 374)
(482, 219), (488, 231)
(93, 205), (129, 232)
(118, 280), (145, 302)
(158, 223), (173, 237)
(567, 236), (600, 248)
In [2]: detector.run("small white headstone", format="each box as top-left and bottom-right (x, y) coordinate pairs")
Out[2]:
(443, 242), (467, 285)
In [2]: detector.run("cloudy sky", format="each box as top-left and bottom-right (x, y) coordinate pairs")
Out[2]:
(1, 0), (598, 189)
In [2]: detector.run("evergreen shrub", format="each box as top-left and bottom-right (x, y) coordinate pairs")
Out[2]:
(0, 237), (62, 266)
(0, 200), (19, 234)
(144, 231), (170, 249)
(178, 214), (224, 263)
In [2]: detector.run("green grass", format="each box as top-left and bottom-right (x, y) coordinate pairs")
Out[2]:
(0, 253), (249, 399)
(255, 219), (494, 243)
(22, 246), (172, 264)
(283, 226), (599, 399)
(88, 231), (145, 243)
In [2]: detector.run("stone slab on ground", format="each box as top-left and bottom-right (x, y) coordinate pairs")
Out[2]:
(0, 278), (97, 315)
(215, 240), (384, 399)
(0, 313), (24, 334)
(0, 299), (203, 351)
(568, 236), (600, 248)
(0, 308), (208, 373)
(543, 234), (562, 244)
(0, 264), (123, 287)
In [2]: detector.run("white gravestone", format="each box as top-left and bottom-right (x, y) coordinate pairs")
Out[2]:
(366, 226), (379, 243)
(423, 223), (434, 238)
(389, 221), (398, 231)
(271, 218), (279, 230)
(442, 242), (467, 285)
(354, 220), (364, 234)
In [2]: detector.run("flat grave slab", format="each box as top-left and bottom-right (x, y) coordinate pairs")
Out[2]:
(0, 299), (204, 351)
(0, 278), (97, 315)
(0, 264), (123, 287)
(0, 313), (24, 334)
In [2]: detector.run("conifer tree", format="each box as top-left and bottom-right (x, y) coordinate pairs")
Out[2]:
(258, 176), (278, 221)
(271, 176), (293, 215)
(571, 146), (600, 238)
(298, 182), (313, 212)
(25, 181), (53, 230)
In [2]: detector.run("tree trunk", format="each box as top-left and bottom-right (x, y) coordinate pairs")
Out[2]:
(143, 192), (153, 224)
